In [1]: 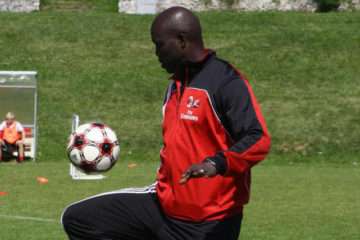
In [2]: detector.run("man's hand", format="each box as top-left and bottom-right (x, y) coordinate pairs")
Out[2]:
(179, 162), (217, 184)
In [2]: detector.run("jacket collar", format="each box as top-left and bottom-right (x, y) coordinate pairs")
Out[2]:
(172, 50), (216, 84)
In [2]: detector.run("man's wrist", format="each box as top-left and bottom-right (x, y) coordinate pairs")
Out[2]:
(203, 153), (227, 175)
(204, 158), (216, 168)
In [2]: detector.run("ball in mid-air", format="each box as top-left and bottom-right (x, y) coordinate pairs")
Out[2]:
(67, 123), (120, 173)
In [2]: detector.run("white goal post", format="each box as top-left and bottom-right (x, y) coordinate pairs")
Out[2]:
(69, 114), (106, 180)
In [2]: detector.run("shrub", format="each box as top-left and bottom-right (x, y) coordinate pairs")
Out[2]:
(313, 0), (341, 12)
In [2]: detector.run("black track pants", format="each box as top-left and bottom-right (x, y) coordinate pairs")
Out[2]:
(61, 186), (242, 240)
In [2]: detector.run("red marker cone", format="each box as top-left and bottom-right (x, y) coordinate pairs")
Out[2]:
(37, 177), (49, 184)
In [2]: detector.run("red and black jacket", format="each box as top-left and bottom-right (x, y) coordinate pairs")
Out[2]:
(156, 51), (271, 222)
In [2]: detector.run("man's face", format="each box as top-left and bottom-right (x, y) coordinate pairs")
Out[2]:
(5, 117), (14, 125)
(151, 24), (184, 74)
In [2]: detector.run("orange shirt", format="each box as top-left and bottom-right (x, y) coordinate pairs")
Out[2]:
(0, 121), (24, 144)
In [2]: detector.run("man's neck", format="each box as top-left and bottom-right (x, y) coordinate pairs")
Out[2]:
(186, 48), (208, 64)
(175, 49), (213, 84)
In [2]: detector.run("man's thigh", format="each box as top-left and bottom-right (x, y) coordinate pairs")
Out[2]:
(62, 186), (242, 240)
(4, 142), (17, 152)
(207, 214), (242, 240)
(62, 186), (164, 240)
(1, 142), (17, 157)
(159, 214), (242, 240)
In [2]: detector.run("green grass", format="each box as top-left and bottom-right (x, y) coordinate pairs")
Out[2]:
(0, 161), (359, 239)
(0, 10), (359, 164)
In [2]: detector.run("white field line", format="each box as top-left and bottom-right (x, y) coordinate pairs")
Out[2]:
(0, 214), (57, 223)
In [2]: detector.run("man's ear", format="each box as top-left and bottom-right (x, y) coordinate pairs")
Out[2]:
(177, 32), (186, 50)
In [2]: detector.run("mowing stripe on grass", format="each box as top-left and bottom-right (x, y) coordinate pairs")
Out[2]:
(0, 214), (56, 223)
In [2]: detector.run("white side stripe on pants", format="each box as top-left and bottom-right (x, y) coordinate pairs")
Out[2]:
(60, 182), (157, 226)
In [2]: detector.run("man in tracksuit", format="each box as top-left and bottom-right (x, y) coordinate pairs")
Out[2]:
(62, 6), (271, 240)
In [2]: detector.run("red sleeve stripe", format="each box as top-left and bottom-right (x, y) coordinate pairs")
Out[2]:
(224, 68), (271, 174)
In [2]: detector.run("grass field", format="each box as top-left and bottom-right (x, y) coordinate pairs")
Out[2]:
(0, 161), (359, 239)
(0, 0), (359, 239)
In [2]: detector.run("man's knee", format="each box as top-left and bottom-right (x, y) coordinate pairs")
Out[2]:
(62, 204), (91, 239)
(61, 205), (74, 228)
(61, 204), (82, 231)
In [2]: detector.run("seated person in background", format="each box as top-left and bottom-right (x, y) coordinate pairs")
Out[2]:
(0, 112), (25, 163)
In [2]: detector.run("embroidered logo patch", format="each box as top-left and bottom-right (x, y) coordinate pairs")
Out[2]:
(186, 96), (200, 109)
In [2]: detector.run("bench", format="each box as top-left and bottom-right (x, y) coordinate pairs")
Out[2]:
(24, 127), (35, 158)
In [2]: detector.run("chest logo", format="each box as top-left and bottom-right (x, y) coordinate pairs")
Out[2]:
(181, 96), (200, 122)
(187, 96), (200, 109)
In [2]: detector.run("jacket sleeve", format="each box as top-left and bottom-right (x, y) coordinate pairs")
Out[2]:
(206, 75), (271, 175)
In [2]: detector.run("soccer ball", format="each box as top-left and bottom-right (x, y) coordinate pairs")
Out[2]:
(67, 123), (120, 173)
